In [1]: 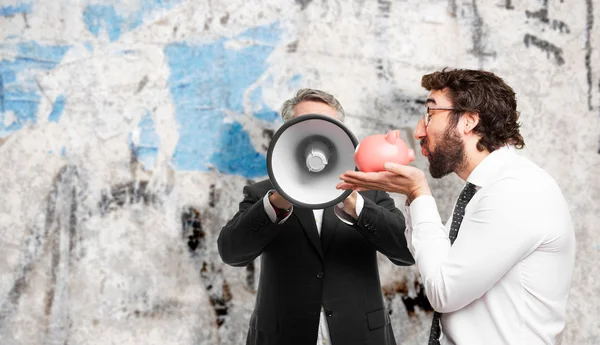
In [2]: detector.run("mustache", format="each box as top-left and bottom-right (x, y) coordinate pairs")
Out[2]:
(420, 139), (428, 148)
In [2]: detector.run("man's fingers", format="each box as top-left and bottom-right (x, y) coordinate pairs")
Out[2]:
(336, 182), (354, 190)
(336, 181), (377, 192)
(341, 171), (389, 183)
(341, 171), (371, 180)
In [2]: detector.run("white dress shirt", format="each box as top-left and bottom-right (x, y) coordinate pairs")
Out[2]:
(405, 145), (575, 345)
(262, 192), (365, 345)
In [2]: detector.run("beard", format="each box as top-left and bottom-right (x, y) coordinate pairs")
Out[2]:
(421, 125), (467, 179)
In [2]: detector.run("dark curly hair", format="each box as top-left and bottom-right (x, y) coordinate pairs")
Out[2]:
(421, 68), (525, 152)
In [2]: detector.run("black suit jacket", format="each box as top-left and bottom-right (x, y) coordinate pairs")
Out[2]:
(218, 179), (414, 345)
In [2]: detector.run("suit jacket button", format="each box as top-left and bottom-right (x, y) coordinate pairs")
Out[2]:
(325, 309), (333, 317)
(316, 272), (324, 279)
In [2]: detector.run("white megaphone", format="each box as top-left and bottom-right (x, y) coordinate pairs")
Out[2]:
(267, 114), (359, 209)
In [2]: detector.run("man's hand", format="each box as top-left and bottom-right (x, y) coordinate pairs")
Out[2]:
(339, 190), (359, 219)
(337, 162), (432, 203)
(268, 191), (293, 210)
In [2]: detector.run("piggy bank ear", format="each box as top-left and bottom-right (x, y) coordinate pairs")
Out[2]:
(384, 130), (400, 144)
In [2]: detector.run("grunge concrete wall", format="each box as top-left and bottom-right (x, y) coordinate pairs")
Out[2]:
(0, 0), (598, 344)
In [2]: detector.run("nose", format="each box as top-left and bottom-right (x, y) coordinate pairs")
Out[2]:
(415, 117), (427, 140)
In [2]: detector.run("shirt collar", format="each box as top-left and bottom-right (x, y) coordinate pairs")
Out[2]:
(466, 145), (515, 188)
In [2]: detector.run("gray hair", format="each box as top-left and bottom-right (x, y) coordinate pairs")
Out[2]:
(280, 88), (346, 122)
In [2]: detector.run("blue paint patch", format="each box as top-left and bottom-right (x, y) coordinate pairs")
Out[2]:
(83, 1), (182, 41)
(84, 42), (94, 52)
(164, 21), (288, 178)
(48, 95), (66, 123)
(0, 2), (33, 17)
(290, 74), (302, 86)
(0, 41), (70, 137)
(83, 5), (123, 41)
(130, 112), (160, 170)
(210, 122), (268, 176)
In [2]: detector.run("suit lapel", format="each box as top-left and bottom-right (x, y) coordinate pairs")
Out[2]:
(293, 208), (325, 262)
(320, 206), (339, 254)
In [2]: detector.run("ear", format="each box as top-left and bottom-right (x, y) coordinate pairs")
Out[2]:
(462, 112), (480, 134)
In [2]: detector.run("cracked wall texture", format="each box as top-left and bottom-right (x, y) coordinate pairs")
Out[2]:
(0, 0), (599, 344)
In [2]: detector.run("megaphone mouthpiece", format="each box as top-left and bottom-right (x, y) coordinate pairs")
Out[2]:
(305, 140), (330, 172)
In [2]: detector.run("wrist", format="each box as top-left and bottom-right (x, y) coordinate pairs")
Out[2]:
(268, 191), (292, 211)
(407, 183), (431, 205)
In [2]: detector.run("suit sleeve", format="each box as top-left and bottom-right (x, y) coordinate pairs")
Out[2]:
(217, 185), (283, 267)
(353, 190), (415, 266)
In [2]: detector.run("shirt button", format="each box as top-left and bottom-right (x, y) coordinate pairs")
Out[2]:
(325, 309), (333, 317)
(316, 272), (324, 279)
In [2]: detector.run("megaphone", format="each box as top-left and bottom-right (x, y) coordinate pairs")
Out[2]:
(267, 114), (358, 209)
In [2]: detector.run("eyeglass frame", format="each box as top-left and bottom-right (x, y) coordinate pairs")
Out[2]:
(424, 106), (456, 127)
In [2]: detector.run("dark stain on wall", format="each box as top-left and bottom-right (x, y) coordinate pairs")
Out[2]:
(448, 0), (457, 17)
(262, 128), (274, 151)
(182, 207), (205, 252)
(132, 299), (184, 318)
(585, 0), (594, 111)
(373, 0), (392, 81)
(505, 0), (514, 10)
(295, 0), (312, 11)
(204, 17), (212, 31)
(383, 279), (434, 317)
(523, 34), (565, 65)
(136, 75), (148, 93)
(287, 40), (299, 53)
(220, 12), (230, 25)
(354, 96), (424, 131)
(44, 166), (80, 329)
(209, 184), (218, 208)
(375, 58), (389, 81)
(525, 7), (570, 34)
(377, 0), (391, 15)
(470, 0), (497, 68)
(181, 206), (232, 327)
(98, 181), (160, 215)
(23, 12), (30, 28)
(201, 262), (233, 327)
(246, 261), (256, 291)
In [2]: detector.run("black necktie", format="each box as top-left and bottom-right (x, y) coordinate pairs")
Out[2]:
(428, 182), (478, 345)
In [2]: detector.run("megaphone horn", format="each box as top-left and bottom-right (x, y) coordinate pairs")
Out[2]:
(267, 114), (358, 209)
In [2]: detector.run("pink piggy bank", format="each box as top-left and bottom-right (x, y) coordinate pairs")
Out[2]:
(354, 130), (415, 172)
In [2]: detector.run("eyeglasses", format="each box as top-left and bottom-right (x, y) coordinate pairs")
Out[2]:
(424, 106), (455, 127)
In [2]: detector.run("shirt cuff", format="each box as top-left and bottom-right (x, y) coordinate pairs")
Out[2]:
(263, 190), (293, 224)
(334, 193), (364, 225)
(409, 195), (442, 228)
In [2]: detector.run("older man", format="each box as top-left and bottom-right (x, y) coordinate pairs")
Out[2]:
(218, 88), (414, 345)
